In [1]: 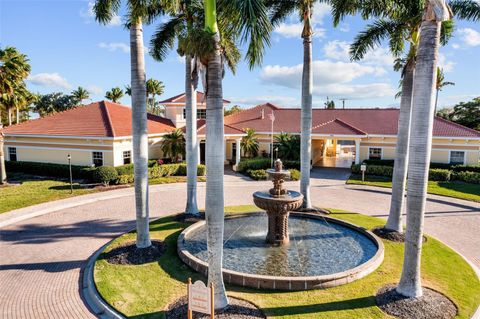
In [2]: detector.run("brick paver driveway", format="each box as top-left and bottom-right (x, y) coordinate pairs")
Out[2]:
(0, 168), (478, 318)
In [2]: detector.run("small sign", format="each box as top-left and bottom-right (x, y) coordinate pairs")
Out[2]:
(188, 278), (214, 318)
(360, 164), (367, 172)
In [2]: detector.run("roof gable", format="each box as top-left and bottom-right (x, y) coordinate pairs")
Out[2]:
(158, 92), (231, 105)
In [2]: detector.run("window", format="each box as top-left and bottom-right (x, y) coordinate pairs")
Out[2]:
(183, 108), (207, 119)
(123, 151), (131, 165)
(368, 147), (382, 160)
(450, 151), (465, 165)
(92, 152), (103, 167)
(8, 147), (17, 162)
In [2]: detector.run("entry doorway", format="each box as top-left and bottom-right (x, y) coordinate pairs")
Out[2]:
(200, 141), (206, 164)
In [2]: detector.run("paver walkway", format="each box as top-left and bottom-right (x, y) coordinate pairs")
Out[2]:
(0, 168), (478, 318)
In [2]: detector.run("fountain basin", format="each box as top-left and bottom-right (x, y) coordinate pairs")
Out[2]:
(177, 212), (384, 291)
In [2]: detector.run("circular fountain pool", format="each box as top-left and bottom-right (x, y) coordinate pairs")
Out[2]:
(178, 212), (384, 291)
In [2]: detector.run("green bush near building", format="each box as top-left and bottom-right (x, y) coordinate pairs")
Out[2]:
(5, 160), (95, 180)
(237, 157), (300, 173)
(93, 166), (118, 186)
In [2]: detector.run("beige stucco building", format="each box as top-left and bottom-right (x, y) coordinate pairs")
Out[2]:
(2, 93), (479, 168)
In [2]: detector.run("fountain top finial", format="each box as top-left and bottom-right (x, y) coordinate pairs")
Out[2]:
(274, 159), (283, 172)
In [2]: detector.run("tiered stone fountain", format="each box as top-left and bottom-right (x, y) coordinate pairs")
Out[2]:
(252, 159), (303, 245)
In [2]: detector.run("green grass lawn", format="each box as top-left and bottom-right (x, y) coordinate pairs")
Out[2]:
(347, 174), (480, 202)
(0, 173), (206, 214)
(94, 205), (480, 319)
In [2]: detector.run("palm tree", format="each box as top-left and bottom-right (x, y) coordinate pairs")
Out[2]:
(268, 0), (317, 209)
(150, 0), (241, 217)
(160, 129), (185, 163)
(200, 0), (272, 309)
(275, 132), (301, 160)
(0, 84), (35, 126)
(71, 86), (90, 105)
(434, 67), (454, 114)
(146, 78), (164, 113)
(105, 87), (124, 103)
(241, 128), (259, 157)
(449, 0), (480, 21)
(125, 84), (132, 96)
(395, 0), (452, 298)
(94, 0), (166, 249)
(0, 47), (31, 99)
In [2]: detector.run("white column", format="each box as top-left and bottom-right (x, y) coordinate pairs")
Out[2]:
(235, 139), (241, 166)
(355, 139), (360, 164)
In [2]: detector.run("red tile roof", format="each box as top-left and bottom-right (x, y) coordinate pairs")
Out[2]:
(158, 92), (230, 105)
(3, 101), (176, 138)
(224, 103), (480, 138)
(181, 119), (245, 136)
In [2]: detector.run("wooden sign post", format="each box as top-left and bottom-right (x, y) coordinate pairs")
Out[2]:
(187, 278), (214, 319)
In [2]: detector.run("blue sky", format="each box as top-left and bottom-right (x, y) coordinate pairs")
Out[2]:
(1, 0), (479, 110)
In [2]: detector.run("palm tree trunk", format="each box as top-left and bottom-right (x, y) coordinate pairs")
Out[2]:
(16, 107), (19, 124)
(0, 132), (6, 184)
(434, 88), (439, 117)
(8, 109), (12, 126)
(205, 0), (228, 309)
(185, 54), (199, 216)
(396, 11), (443, 298)
(130, 20), (151, 249)
(385, 60), (415, 232)
(300, 22), (313, 209)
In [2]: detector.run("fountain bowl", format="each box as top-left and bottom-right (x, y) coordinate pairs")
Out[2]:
(177, 212), (384, 291)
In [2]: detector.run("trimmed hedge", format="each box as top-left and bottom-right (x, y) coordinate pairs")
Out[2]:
(5, 160), (95, 181)
(452, 171), (480, 184)
(429, 169), (451, 182)
(115, 160), (159, 175)
(149, 164), (205, 178)
(248, 169), (268, 180)
(93, 166), (118, 186)
(237, 157), (300, 173)
(289, 169), (300, 181)
(453, 165), (480, 173)
(362, 159), (395, 167)
(352, 164), (452, 182)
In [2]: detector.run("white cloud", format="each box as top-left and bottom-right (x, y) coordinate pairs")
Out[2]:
(98, 42), (130, 53)
(260, 60), (394, 99)
(28, 73), (72, 89)
(274, 3), (330, 39)
(86, 85), (103, 95)
(452, 43), (460, 49)
(80, 1), (122, 27)
(339, 23), (350, 33)
(438, 53), (455, 72)
(457, 28), (480, 47)
(323, 40), (393, 66)
(229, 95), (299, 107)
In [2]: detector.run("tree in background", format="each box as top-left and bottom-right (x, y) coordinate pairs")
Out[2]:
(105, 87), (125, 103)
(160, 129), (185, 163)
(224, 105), (242, 116)
(146, 78), (164, 115)
(71, 86), (90, 105)
(434, 67), (455, 114)
(325, 99), (335, 109)
(0, 47), (31, 99)
(437, 97), (480, 130)
(275, 132), (300, 160)
(241, 128), (259, 157)
(32, 92), (78, 117)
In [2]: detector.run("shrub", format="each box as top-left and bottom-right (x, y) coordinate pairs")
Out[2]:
(5, 160), (95, 181)
(116, 174), (134, 185)
(248, 169), (268, 180)
(362, 159), (395, 167)
(148, 163), (205, 178)
(115, 163), (134, 176)
(452, 171), (480, 184)
(428, 169), (451, 181)
(351, 164), (393, 177)
(283, 160), (301, 170)
(238, 157), (270, 173)
(430, 162), (454, 170)
(93, 166), (118, 186)
(452, 165), (480, 173)
(289, 169), (300, 181)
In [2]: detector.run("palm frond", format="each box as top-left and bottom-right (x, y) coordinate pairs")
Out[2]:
(265, 0), (298, 26)
(440, 20), (454, 45)
(150, 15), (185, 61)
(449, 0), (480, 21)
(93, 0), (121, 25)
(349, 19), (401, 61)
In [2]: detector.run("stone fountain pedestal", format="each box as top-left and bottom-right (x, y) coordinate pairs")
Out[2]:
(253, 159), (303, 245)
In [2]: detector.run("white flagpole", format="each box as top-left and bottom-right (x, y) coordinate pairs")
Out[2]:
(270, 111), (274, 168)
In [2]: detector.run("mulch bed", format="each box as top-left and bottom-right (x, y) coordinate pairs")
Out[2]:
(372, 227), (427, 243)
(166, 296), (265, 319)
(372, 227), (406, 242)
(376, 285), (457, 319)
(174, 212), (205, 224)
(103, 240), (164, 265)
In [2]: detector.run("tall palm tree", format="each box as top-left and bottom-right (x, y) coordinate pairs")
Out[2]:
(0, 47), (31, 99)
(396, 0), (451, 298)
(0, 84), (34, 126)
(146, 78), (164, 112)
(94, 0), (166, 249)
(434, 67), (454, 114)
(200, 0), (272, 309)
(71, 86), (90, 105)
(268, 0), (317, 209)
(150, 0), (243, 217)
(105, 87), (124, 103)
(241, 128), (259, 157)
(160, 129), (185, 162)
